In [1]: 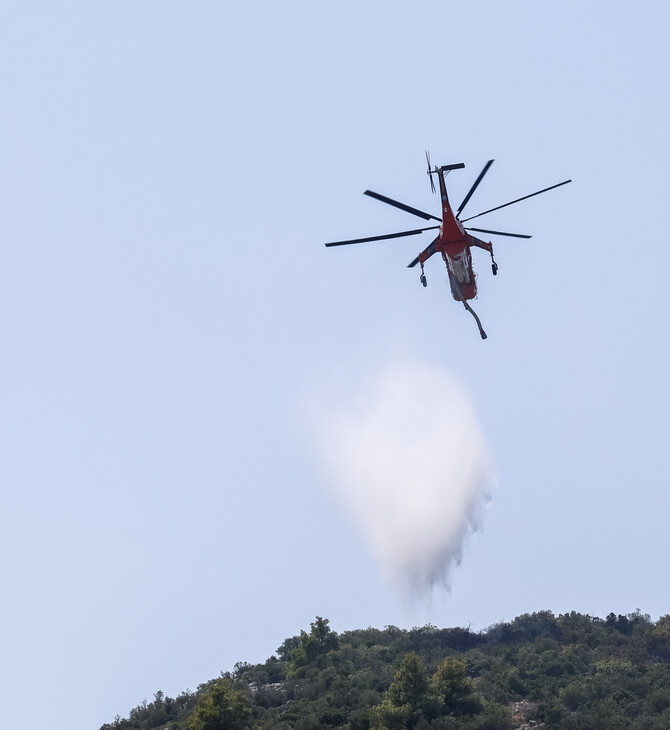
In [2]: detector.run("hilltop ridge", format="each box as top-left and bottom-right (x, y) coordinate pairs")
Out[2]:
(102, 611), (670, 730)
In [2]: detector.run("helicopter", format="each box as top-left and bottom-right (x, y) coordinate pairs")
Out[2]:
(325, 154), (571, 339)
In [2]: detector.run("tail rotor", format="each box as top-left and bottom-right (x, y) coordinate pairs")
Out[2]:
(425, 150), (436, 194)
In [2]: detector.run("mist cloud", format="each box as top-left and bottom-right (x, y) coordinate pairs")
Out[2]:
(312, 358), (492, 600)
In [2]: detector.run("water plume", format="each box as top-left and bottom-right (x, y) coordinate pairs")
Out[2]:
(313, 357), (492, 600)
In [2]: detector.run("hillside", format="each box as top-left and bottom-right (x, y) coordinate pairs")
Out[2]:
(101, 611), (670, 730)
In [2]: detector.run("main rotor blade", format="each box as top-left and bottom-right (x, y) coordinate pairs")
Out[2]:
(325, 225), (440, 248)
(456, 159), (494, 217)
(465, 226), (532, 239)
(461, 179), (572, 222)
(364, 190), (440, 221)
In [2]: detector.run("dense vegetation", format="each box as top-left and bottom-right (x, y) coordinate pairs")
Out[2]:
(101, 611), (670, 730)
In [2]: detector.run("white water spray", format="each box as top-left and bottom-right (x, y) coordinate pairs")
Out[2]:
(312, 358), (492, 600)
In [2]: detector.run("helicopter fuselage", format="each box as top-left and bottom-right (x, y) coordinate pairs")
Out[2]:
(419, 168), (492, 302)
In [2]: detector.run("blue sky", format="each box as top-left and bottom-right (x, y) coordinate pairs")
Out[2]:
(1, 2), (669, 728)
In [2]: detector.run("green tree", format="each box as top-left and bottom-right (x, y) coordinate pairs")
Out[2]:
(276, 635), (300, 661)
(370, 699), (411, 730)
(187, 678), (251, 730)
(430, 657), (482, 717)
(386, 652), (429, 726)
(475, 702), (514, 730)
(310, 616), (339, 651)
(650, 614), (670, 660)
(288, 617), (339, 676)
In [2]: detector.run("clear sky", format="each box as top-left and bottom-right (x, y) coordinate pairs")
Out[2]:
(1, 2), (669, 729)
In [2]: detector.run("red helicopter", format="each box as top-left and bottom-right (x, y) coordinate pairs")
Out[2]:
(325, 155), (571, 339)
